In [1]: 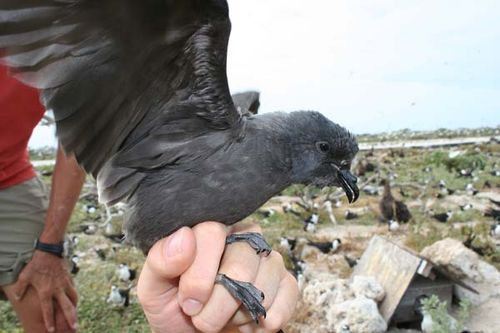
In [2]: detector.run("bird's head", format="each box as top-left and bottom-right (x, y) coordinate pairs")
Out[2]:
(287, 112), (360, 203)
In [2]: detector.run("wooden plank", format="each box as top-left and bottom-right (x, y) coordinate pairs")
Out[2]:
(353, 236), (422, 322)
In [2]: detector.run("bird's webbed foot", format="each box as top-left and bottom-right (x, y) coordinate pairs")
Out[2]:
(215, 273), (266, 323)
(225, 232), (272, 256)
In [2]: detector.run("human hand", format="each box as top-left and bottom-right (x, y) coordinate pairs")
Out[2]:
(137, 222), (299, 333)
(13, 251), (78, 332)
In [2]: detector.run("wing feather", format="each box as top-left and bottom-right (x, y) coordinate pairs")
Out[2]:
(0, 0), (238, 204)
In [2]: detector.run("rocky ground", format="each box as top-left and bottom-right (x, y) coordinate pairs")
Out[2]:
(1, 132), (499, 333)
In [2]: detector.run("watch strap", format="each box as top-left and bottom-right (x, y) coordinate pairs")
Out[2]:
(34, 239), (65, 258)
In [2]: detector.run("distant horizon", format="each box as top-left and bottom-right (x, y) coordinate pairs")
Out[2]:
(29, 121), (500, 149)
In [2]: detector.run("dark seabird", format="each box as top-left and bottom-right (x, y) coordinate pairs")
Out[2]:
(105, 233), (126, 244)
(460, 203), (473, 211)
(282, 202), (301, 217)
(437, 180), (455, 196)
(485, 208), (500, 221)
(431, 210), (453, 223)
(343, 255), (359, 268)
(0, 0), (359, 321)
(257, 208), (276, 218)
(290, 255), (306, 279)
(94, 248), (107, 261)
(118, 263), (137, 282)
(279, 237), (297, 252)
(79, 224), (97, 235)
(303, 221), (317, 233)
(465, 183), (478, 196)
(462, 232), (492, 257)
(379, 179), (411, 223)
(490, 199), (500, 207)
(345, 210), (359, 220)
(459, 169), (473, 178)
(304, 213), (320, 225)
(69, 255), (80, 275)
(307, 238), (341, 254)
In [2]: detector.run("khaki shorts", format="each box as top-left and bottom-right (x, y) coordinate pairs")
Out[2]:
(0, 177), (48, 299)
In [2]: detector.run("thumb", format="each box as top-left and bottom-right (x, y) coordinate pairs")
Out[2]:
(138, 227), (196, 303)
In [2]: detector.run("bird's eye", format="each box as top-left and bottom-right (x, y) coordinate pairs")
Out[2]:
(316, 141), (330, 153)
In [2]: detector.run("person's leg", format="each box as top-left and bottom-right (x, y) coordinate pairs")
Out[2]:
(1, 284), (73, 333)
(0, 177), (73, 332)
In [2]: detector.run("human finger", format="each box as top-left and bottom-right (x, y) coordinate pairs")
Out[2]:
(177, 222), (227, 316)
(39, 292), (55, 332)
(55, 291), (78, 331)
(137, 227), (196, 303)
(230, 251), (286, 326)
(65, 284), (78, 306)
(191, 224), (263, 332)
(239, 273), (299, 333)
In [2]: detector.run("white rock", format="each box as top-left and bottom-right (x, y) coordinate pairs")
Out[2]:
(421, 238), (500, 305)
(302, 276), (352, 306)
(351, 275), (385, 302)
(328, 298), (387, 333)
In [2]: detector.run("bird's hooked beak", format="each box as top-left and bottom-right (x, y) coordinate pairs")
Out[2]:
(331, 164), (359, 203)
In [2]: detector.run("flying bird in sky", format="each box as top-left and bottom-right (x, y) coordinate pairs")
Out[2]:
(0, 0), (359, 321)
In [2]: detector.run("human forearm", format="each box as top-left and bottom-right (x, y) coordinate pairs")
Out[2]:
(39, 145), (86, 243)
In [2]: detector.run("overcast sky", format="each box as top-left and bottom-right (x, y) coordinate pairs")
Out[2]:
(29, 0), (500, 148)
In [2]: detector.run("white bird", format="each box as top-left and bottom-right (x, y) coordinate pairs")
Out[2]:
(338, 324), (351, 333)
(460, 203), (473, 211)
(118, 264), (136, 282)
(297, 273), (306, 291)
(304, 222), (316, 233)
(107, 285), (129, 307)
(388, 220), (400, 232)
(491, 222), (500, 239)
(465, 183), (478, 196)
(305, 213), (319, 225)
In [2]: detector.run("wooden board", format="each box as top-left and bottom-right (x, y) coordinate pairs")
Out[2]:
(353, 236), (423, 322)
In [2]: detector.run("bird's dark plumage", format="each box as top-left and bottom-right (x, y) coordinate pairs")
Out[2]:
(432, 211), (452, 223)
(0, 1), (359, 254)
(379, 179), (411, 223)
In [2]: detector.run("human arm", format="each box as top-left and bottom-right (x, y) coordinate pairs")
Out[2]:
(14, 145), (86, 332)
(138, 222), (299, 333)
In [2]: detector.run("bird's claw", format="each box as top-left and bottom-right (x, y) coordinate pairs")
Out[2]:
(216, 273), (266, 323)
(225, 232), (272, 256)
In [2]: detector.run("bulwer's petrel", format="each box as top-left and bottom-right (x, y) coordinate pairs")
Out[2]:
(0, 0), (360, 322)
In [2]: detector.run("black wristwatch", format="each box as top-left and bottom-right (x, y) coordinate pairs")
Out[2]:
(34, 239), (65, 258)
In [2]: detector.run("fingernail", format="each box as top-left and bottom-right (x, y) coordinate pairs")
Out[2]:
(72, 323), (79, 330)
(182, 298), (203, 316)
(166, 228), (185, 257)
(48, 327), (55, 333)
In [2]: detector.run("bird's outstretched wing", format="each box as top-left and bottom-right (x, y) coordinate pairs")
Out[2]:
(0, 0), (238, 204)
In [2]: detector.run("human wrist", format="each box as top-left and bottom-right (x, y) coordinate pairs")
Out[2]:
(38, 228), (65, 243)
(34, 239), (65, 258)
